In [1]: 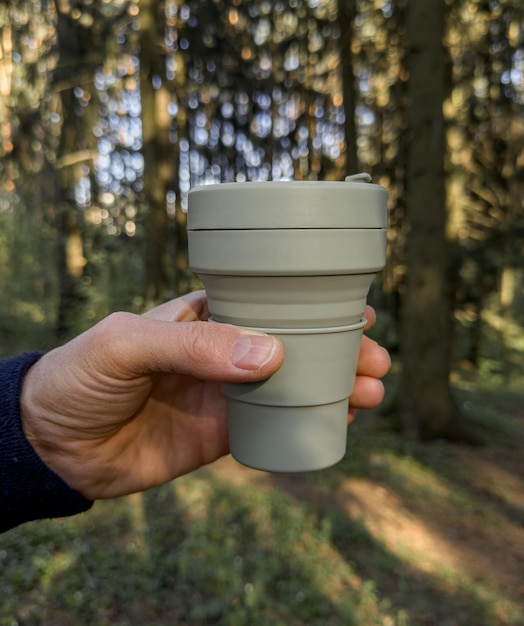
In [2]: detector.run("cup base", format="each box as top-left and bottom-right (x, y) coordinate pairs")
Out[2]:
(227, 398), (348, 472)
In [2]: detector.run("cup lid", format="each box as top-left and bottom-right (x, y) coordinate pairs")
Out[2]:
(187, 176), (387, 230)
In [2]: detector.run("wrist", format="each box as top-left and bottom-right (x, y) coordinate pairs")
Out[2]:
(20, 354), (85, 496)
(0, 351), (92, 531)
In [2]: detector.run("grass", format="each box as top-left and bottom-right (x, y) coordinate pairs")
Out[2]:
(0, 480), (396, 626)
(2, 374), (523, 625)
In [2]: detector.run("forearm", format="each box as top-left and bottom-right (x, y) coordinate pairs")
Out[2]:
(0, 353), (92, 533)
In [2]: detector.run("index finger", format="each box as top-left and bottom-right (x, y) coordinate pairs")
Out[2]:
(142, 290), (210, 322)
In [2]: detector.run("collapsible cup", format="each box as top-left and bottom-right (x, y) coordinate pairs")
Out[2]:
(187, 175), (387, 472)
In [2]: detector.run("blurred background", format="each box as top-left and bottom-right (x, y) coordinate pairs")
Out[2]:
(1, 1), (523, 625)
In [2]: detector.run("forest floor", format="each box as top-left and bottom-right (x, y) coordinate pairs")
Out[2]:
(2, 376), (523, 626)
(205, 391), (524, 625)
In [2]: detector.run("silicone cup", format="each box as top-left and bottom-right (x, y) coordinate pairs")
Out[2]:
(187, 177), (387, 472)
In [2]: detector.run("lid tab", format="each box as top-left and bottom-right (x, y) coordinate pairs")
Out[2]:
(345, 173), (372, 183)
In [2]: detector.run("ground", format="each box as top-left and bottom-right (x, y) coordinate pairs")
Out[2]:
(202, 394), (524, 625)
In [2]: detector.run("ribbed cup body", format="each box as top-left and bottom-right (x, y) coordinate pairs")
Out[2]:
(187, 179), (387, 472)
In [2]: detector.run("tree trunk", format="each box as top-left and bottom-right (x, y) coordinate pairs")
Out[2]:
(56, 205), (87, 340)
(400, 0), (471, 442)
(53, 7), (91, 341)
(337, 0), (358, 175)
(140, 0), (171, 305)
(0, 11), (13, 160)
(172, 90), (191, 297)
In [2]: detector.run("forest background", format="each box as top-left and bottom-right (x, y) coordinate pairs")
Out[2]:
(1, 1), (524, 625)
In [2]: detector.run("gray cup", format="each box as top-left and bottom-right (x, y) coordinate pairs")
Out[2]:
(188, 175), (387, 472)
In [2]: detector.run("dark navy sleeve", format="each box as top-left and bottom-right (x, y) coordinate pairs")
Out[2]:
(0, 352), (93, 533)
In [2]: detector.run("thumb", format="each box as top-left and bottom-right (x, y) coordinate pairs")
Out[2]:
(87, 313), (284, 383)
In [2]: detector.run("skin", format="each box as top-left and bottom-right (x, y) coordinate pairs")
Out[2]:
(21, 291), (391, 501)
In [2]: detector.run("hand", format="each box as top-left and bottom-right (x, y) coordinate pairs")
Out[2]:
(348, 306), (391, 421)
(21, 291), (390, 500)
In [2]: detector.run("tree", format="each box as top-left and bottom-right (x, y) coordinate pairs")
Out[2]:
(53, 3), (98, 340)
(139, 0), (171, 304)
(336, 0), (358, 174)
(400, 0), (470, 441)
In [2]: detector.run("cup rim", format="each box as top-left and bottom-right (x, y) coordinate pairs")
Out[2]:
(208, 318), (367, 334)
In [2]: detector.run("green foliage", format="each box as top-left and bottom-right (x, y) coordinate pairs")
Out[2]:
(0, 205), (58, 355)
(0, 480), (396, 626)
(0, 203), (146, 354)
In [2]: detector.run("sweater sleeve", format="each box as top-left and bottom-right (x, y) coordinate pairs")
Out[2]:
(0, 352), (93, 533)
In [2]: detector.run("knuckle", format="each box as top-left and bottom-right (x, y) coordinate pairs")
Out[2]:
(91, 311), (137, 342)
(87, 312), (140, 363)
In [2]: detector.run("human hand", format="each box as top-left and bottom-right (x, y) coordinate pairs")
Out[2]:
(21, 291), (389, 500)
(348, 307), (391, 421)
